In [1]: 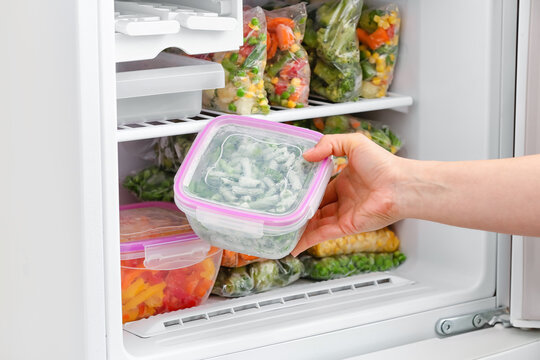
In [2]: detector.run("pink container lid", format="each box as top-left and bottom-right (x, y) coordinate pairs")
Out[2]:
(174, 115), (332, 228)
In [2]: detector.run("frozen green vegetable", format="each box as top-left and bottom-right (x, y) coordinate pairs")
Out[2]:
(186, 127), (317, 214)
(153, 134), (195, 171)
(212, 256), (304, 297)
(303, 0), (363, 102)
(301, 251), (406, 280)
(123, 166), (175, 202)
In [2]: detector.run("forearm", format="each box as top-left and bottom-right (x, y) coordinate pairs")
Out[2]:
(397, 155), (540, 236)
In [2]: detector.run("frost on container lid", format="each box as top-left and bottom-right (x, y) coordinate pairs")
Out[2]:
(119, 202), (212, 270)
(182, 119), (319, 217)
(120, 201), (192, 243)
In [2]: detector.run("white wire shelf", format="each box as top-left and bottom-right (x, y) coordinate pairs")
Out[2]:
(116, 92), (413, 142)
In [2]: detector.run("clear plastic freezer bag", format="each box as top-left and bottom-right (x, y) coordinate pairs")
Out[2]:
(307, 227), (400, 257)
(221, 250), (263, 268)
(303, 0), (363, 102)
(212, 256), (304, 297)
(264, 3), (310, 109)
(202, 7), (270, 115)
(123, 166), (175, 202)
(301, 251), (406, 280)
(357, 4), (401, 98)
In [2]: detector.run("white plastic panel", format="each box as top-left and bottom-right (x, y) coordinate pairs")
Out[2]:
(510, 0), (540, 329)
(115, 0), (242, 62)
(116, 93), (414, 142)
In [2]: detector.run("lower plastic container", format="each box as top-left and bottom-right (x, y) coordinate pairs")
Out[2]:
(174, 115), (333, 259)
(116, 52), (224, 125)
(120, 202), (222, 323)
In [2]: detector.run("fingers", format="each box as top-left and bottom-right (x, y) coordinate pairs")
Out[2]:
(319, 177), (338, 208)
(303, 133), (367, 162)
(291, 222), (346, 256)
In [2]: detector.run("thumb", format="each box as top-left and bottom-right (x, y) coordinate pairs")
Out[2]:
(303, 133), (367, 162)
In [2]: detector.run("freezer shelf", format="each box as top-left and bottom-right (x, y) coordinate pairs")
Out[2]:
(116, 92), (413, 142)
(123, 272), (414, 338)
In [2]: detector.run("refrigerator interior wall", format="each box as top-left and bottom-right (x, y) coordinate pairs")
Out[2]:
(104, 0), (517, 359)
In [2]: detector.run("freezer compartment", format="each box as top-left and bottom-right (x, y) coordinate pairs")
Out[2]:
(114, 0), (243, 62)
(116, 52), (224, 125)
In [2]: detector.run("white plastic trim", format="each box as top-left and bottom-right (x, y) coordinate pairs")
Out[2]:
(123, 273), (414, 338)
(116, 93), (414, 142)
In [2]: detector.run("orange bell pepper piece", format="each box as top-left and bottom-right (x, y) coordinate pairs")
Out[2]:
(356, 27), (390, 50)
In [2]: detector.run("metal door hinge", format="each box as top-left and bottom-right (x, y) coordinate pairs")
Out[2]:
(435, 307), (511, 336)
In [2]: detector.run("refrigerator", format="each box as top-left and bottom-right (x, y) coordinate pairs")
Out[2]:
(3, 0), (540, 359)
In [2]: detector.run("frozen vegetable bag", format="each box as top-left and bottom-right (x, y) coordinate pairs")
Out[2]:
(264, 4), (310, 109)
(202, 7), (270, 115)
(301, 251), (406, 280)
(213, 256), (304, 297)
(120, 202), (222, 323)
(303, 0), (363, 102)
(356, 4), (401, 98)
(221, 250), (263, 268)
(174, 115), (333, 259)
(308, 227), (400, 257)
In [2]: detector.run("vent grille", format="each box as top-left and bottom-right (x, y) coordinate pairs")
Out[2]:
(123, 274), (415, 338)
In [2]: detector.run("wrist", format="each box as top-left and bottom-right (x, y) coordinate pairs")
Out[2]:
(392, 158), (441, 221)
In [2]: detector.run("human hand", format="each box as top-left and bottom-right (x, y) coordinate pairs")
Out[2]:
(291, 133), (406, 256)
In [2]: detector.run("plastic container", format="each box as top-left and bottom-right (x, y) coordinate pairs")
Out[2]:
(116, 52), (224, 125)
(120, 202), (222, 323)
(174, 115), (333, 259)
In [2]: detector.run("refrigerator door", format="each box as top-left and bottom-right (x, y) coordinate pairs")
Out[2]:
(346, 326), (540, 360)
(510, 0), (540, 329)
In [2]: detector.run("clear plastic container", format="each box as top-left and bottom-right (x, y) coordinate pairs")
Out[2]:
(174, 115), (333, 259)
(120, 202), (222, 323)
(116, 52), (224, 125)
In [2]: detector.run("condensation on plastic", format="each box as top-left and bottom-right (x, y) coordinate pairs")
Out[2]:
(120, 202), (192, 243)
(202, 7), (270, 115)
(221, 250), (262, 267)
(152, 134), (196, 172)
(300, 251), (406, 281)
(357, 4), (401, 98)
(121, 247), (222, 323)
(307, 227), (400, 258)
(304, 0), (363, 102)
(212, 256), (304, 297)
(174, 115), (333, 259)
(264, 3), (310, 109)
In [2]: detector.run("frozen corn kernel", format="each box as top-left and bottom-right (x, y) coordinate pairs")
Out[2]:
(376, 64), (386, 73)
(294, 31), (302, 39)
(388, 16), (397, 25)
(291, 77), (301, 87)
(381, 21), (390, 30)
(372, 52), (380, 59)
(271, 77), (279, 85)
(372, 77), (382, 85)
(257, 81), (264, 90)
(368, 57), (376, 64)
(249, 84), (257, 93)
(248, 23), (260, 31)
(376, 90), (386, 98)
(383, 74), (389, 81)
(259, 99), (268, 106)
(390, 54), (395, 61)
(245, 92), (254, 98)
(287, 100), (296, 108)
(373, 15), (381, 23)
(290, 44), (300, 53)
(376, 57), (385, 65)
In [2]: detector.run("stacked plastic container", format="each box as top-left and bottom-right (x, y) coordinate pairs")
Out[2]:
(174, 115), (333, 259)
(120, 202), (222, 323)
